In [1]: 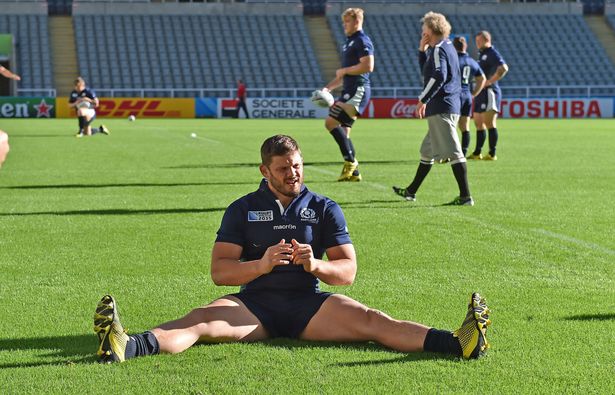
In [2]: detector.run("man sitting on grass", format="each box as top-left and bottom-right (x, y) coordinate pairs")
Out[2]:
(94, 134), (491, 363)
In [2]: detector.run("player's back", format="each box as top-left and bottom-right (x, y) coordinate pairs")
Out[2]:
(458, 52), (483, 93)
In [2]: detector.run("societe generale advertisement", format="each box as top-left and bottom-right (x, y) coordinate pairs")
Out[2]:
(219, 98), (329, 119)
(56, 98), (195, 118)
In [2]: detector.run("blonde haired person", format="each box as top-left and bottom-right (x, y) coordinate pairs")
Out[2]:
(320, 7), (374, 182)
(393, 12), (474, 206)
(68, 77), (109, 137)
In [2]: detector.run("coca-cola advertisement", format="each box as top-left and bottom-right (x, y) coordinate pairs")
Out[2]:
(362, 98), (419, 118)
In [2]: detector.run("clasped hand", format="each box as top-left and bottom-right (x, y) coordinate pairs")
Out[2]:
(260, 239), (317, 274)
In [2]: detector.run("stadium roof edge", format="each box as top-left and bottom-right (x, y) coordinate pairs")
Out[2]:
(72, 2), (303, 16)
(326, 2), (583, 16)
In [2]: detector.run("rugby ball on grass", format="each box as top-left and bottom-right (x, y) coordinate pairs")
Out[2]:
(310, 89), (334, 108)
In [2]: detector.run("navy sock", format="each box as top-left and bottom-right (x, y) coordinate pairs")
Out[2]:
(348, 138), (360, 175)
(451, 162), (471, 198)
(423, 328), (462, 356)
(473, 129), (486, 155)
(125, 331), (160, 359)
(78, 116), (85, 131)
(407, 161), (432, 195)
(461, 131), (470, 156)
(329, 126), (354, 162)
(348, 138), (356, 159)
(488, 128), (498, 156)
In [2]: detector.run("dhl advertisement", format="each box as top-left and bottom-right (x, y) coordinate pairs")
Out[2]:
(56, 97), (195, 118)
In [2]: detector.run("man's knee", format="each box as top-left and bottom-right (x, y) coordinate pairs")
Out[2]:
(360, 308), (393, 337)
(325, 117), (338, 131)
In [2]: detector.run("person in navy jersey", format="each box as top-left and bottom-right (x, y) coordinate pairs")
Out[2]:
(321, 8), (374, 182)
(468, 31), (509, 161)
(68, 77), (109, 138)
(393, 12), (474, 206)
(93, 135), (491, 363)
(453, 36), (485, 157)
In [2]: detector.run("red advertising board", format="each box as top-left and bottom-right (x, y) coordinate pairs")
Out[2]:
(500, 98), (613, 118)
(362, 98), (419, 118)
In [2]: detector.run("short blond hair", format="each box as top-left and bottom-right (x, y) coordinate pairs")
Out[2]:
(421, 11), (451, 38)
(342, 8), (364, 23)
(476, 30), (492, 42)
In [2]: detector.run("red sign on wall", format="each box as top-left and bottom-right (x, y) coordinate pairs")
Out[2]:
(362, 98), (419, 118)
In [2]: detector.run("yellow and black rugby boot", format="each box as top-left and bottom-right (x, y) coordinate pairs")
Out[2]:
(453, 292), (491, 359)
(338, 160), (359, 181)
(94, 295), (129, 363)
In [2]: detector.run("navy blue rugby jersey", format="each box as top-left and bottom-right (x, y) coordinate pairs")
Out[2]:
(69, 88), (97, 104)
(342, 30), (374, 91)
(215, 179), (352, 292)
(418, 39), (461, 117)
(478, 46), (506, 92)
(458, 52), (484, 93)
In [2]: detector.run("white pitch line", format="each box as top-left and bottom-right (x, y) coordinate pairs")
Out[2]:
(531, 228), (615, 256)
(305, 165), (389, 191)
(191, 134), (223, 145)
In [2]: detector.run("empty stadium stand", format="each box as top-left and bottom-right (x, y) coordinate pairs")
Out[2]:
(73, 14), (323, 96)
(0, 14), (54, 95)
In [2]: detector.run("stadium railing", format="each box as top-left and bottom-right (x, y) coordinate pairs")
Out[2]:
(32, 85), (614, 99)
(16, 89), (57, 97)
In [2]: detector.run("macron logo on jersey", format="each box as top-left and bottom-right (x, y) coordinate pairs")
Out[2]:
(248, 210), (273, 222)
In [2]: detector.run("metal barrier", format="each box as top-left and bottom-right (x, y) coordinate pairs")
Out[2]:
(16, 85), (615, 98)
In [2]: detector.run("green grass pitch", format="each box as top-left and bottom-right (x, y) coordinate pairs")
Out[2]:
(0, 118), (614, 393)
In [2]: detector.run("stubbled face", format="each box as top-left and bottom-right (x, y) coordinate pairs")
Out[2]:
(261, 151), (303, 199)
(476, 35), (487, 50)
(343, 15), (360, 36)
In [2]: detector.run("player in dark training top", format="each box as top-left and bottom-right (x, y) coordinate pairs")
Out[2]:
(469, 31), (508, 160)
(393, 12), (474, 206)
(68, 77), (109, 138)
(320, 8), (374, 181)
(453, 36), (485, 156)
(93, 135), (491, 363)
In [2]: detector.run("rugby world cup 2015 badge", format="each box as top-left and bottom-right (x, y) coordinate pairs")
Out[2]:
(248, 210), (274, 222)
(299, 208), (319, 224)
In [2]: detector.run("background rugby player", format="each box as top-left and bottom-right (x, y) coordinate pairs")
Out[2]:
(68, 77), (109, 137)
(321, 8), (374, 182)
(453, 36), (485, 157)
(469, 31), (508, 160)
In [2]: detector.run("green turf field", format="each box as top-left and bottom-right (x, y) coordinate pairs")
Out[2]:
(0, 118), (613, 393)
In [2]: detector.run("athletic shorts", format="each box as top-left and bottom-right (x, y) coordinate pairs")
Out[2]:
(338, 85), (371, 115)
(473, 86), (500, 113)
(460, 91), (473, 117)
(81, 108), (96, 120)
(231, 289), (333, 338)
(420, 113), (465, 163)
